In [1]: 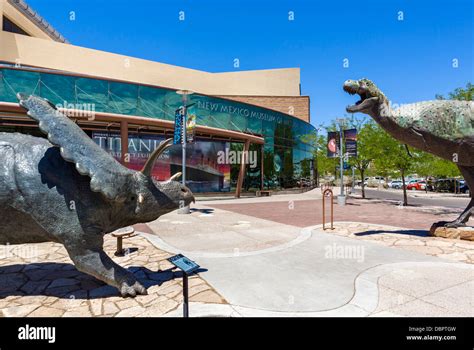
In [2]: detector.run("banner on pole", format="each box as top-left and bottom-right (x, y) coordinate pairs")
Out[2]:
(327, 131), (340, 158)
(173, 106), (185, 145)
(186, 105), (197, 143)
(344, 128), (357, 157)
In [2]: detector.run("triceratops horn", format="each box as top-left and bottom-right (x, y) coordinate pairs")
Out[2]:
(141, 138), (173, 176)
(169, 172), (182, 181)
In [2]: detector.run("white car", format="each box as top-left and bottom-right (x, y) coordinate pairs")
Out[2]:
(366, 176), (385, 188)
(388, 180), (403, 189)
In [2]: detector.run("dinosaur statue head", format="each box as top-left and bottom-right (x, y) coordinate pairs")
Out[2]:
(135, 142), (195, 221)
(343, 79), (388, 116)
(152, 176), (195, 211)
(133, 174), (195, 222)
(16, 93), (195, 224)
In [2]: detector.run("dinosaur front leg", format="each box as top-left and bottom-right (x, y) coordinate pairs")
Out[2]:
(64, 240), (147, 297)
(444, 198), (474, 228)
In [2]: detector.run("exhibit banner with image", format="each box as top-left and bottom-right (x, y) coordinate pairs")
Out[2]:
(183, 141), (231, 193)
(344, 128), (357, 157)
(173, 106), (184, 145)
(186, 104), (197, 143)
(92, 132), (230, 193)
(92, 132), (170, 180)
(327, 131), (340, 158)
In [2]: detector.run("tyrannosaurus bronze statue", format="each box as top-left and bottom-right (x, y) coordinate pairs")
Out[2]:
(343, 78), (473, 228)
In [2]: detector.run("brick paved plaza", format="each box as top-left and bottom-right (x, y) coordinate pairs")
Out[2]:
(0, 190), (472, 317)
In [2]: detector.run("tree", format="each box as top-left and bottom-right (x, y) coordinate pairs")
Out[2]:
(369, 125), (418, 206)
(429, 158), (461, 178)
(326, 115), (369, 189)
(436, 82), (473, 101)
(315, 133), (338, 178)
(305, 116), (372, 194)
(301, 128), (338, 184)
(348, 121), (378, 198)
(327, 114), (378, 198)
(413, 152), (461, 180)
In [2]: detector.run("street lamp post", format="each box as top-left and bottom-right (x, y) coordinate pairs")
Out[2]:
(176, 89), (194, 214)
(315, 127), (322, 187)
(352, 166), (355, 192)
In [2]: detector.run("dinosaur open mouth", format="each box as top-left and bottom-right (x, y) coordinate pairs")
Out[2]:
(343, 84), (358, 96)
(343, 84), (378, 113)
(344, 85), (369, 112)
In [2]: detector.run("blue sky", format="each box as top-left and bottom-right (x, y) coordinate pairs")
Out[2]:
(28, 0), (472, 128)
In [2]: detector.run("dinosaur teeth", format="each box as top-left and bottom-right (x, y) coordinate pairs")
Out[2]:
(343, 86), (357, 95)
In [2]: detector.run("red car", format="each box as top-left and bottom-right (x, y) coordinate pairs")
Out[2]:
(406, 180), (427, 191)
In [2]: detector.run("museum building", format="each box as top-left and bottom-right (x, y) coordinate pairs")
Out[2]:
(0, 0), (317, 196)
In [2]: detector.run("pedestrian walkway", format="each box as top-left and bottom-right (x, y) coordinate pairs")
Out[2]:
(139, 202), (473, 317)
(1, 196), (472, 318)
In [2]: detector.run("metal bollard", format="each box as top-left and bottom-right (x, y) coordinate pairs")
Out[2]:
(322, 189), (334, 230)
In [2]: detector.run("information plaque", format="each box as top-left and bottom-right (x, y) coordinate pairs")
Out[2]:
(167, 254), (201, 317)
(167, 254), (200, 275)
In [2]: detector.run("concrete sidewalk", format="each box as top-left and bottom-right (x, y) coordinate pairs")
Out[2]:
(141, 202), (474, 317)
(162, 261), (473, 317)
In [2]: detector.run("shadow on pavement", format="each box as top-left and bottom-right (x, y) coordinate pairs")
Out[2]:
(355, 229), (429, 237)
(190, 208), (215, 214)
(0, 263), (180, 299)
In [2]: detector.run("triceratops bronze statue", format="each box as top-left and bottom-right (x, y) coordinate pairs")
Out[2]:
(0, 94), (194, 297)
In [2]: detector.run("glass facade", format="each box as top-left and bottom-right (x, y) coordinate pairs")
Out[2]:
(0, 66), (316, 192)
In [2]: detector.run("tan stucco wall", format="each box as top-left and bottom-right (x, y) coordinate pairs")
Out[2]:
(0, 31), (301, 97)
(0, 0), (53, 40)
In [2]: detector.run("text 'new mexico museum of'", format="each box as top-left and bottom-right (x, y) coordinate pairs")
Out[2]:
(0, 0), (317, 196)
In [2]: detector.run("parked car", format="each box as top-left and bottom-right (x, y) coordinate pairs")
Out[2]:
(366, 176), (386, 188)
(406, 180), (427, 191)
(460, 182), (470, 194)
(357, 177), (369, 186)
(388, 179), (403, 189)
(297, 178), (313, 187)
(435, 179), (469, 194)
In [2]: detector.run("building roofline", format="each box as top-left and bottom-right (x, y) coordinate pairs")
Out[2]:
(7, 0), (68, 43)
